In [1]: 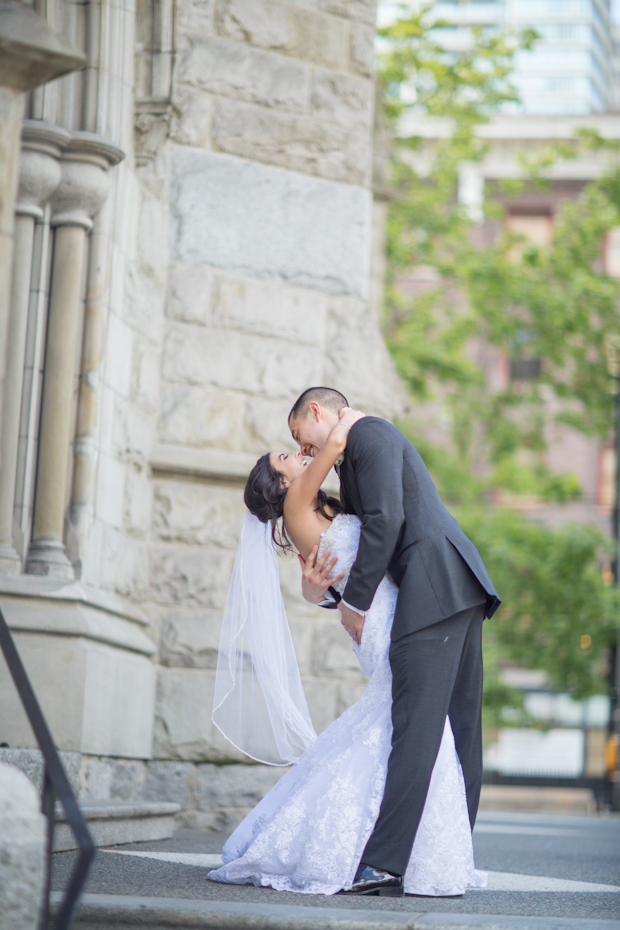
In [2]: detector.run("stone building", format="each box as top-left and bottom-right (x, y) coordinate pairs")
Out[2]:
(0, 0), (408, 826)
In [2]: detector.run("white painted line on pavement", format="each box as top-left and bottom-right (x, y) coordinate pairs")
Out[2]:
(101, 852), (620, 893)
(474, 824), (582, 836)
(483, 872), (620, 893)
(103, 851), (223, 868)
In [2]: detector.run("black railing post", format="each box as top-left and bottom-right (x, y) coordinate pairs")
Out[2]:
(0, 608), (95, 929)
(610, 374), (620, 810)
(40, 767), (56, 930)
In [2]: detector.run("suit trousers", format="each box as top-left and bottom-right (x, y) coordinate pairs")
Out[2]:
(361, 602), (486, 877)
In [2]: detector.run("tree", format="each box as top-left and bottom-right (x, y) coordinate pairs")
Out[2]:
(378, 5), (620, 718)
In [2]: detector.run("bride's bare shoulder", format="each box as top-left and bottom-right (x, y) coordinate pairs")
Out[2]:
(283, 496), (328, 560)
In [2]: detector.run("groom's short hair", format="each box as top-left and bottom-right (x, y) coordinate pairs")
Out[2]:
(288, 387), (349, 423)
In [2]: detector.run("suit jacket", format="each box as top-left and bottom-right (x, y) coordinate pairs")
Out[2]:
(335, 417), (500, 640)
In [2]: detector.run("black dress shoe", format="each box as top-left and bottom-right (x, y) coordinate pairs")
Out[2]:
(341, 865), (404, 896)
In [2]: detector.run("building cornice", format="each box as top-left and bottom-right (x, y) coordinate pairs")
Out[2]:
(399, 113), (620, 142)
(150, 443), (340, 494)
(0, 1), (85, 93)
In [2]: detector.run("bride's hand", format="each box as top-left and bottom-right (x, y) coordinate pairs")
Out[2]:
(326, 408), (365, 454)
(331, 407), (365, 442)
(339, 407), (365, 429)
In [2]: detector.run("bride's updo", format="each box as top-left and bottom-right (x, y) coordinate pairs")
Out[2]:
(244, 453), (343, 552)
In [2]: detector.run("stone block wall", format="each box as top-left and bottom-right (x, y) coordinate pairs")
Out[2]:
(85, 0), (406, 610)
(0, 747), (284, 831)
(136, 0), (407, 765)
(0, 0), (408, 791)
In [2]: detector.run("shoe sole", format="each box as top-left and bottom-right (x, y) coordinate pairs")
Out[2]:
(345, 886), (404, 897)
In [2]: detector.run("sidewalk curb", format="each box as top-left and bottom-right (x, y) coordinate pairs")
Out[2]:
(50, 892), (620, 930)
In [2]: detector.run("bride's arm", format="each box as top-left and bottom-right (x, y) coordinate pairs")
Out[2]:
(285, 409), (364, 511)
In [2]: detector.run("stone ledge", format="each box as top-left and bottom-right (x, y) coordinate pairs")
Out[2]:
(151, 443), (257, 482)
(0, 575), (149, 626)
(150, 443), (340, 495)
(0, 592), (155, 656)
(53, 801), (181, 851)
(0, 0), (85, 93)
(50, 894), (620, 930)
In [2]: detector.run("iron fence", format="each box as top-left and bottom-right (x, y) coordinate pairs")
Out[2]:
(0, 607), (95, 930)
(482, 769), (607, 807)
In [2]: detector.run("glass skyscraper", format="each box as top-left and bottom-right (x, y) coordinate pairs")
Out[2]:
(379, 1), (615, 115)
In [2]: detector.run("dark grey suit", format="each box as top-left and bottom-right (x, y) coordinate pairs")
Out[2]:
(334, 417), (500, 876)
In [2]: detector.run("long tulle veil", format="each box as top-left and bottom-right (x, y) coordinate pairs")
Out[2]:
(212, 510), (317, 765)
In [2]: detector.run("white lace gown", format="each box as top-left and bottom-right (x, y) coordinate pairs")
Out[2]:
(208, 513), (487, 896)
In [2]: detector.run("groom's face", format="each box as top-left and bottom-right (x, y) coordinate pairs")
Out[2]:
(289, 403), (339, 458)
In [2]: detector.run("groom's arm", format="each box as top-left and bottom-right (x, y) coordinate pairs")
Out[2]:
(341, 420), (405, 613)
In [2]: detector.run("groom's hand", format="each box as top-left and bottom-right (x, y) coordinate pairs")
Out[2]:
(298, 546), (344, 605)
(339, 603), (365, 645)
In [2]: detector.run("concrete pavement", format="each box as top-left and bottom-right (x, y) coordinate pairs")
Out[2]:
(51, 810), (620, 927)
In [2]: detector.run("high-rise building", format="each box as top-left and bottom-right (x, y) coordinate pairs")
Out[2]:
(380, 1), (615, 115)
(612, 1), (620, 110)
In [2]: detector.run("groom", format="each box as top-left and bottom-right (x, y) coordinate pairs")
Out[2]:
(289, 387), (500, 896)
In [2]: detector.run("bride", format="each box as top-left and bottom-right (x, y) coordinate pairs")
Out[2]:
(208, 409), (487, 897)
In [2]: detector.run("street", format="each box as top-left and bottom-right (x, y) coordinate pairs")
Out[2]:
(51, 809), (620, 924)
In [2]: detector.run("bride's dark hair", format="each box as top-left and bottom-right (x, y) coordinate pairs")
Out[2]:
(244, 453), (343, 553)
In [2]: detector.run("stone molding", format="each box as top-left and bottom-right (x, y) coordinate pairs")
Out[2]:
(134, 0), (176, 165)
(61, 131), (125, 169)
(50, 132), (125, 228)
(0, 576), (155, 658)
(14, 120), (70, 217)
(0, 574), (149, 627)
(14, 127), (65, 216)
(0, 1), (85, 94)
(1, 596), (155, 657)
(13, 202), (44, 220)
(21, 118), (71, 154)
(150, 443), (258, 482)
(135, 98), (175, 166)
(150, 442), (340, 494)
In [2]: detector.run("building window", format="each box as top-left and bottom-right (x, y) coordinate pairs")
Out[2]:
(509, 358), (542, 381)
(506, 213), (553, 249)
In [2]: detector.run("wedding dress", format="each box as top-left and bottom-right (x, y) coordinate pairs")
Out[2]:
(208, 513), (487, 896)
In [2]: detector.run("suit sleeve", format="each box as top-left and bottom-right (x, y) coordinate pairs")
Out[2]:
(317, 586), (341, 609)
(341, 421), (405, 612)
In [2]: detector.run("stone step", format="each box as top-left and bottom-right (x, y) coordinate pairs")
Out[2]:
(53, 801), (181, 851)
(50, 893), (620, 930)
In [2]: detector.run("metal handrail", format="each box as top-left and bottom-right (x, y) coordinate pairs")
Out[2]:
(0, 607), (95, 930)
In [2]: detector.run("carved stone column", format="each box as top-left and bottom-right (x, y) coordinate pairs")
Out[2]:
(69, 197), (111, 563)
(0, 123), (68, 573)
(26, 133), (123, 578)
(0, 4), (83, 558)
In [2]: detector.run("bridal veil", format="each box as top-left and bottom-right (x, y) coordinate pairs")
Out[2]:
(212, 510), (317, 765)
